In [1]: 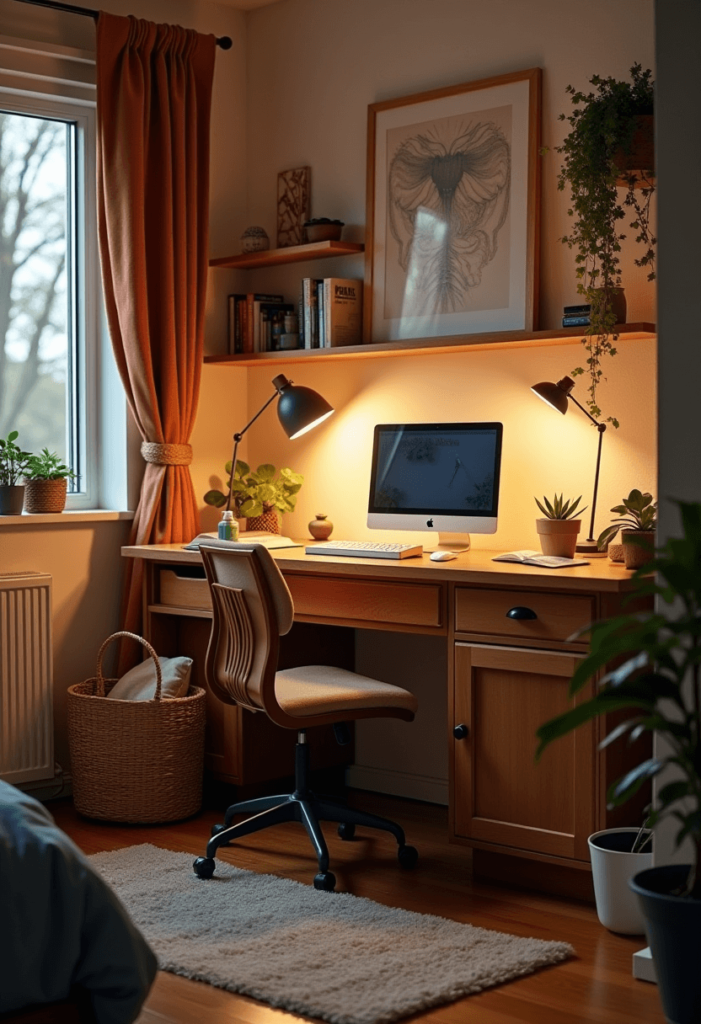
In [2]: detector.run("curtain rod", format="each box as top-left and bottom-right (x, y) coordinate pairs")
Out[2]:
(11, 0), (233, 49)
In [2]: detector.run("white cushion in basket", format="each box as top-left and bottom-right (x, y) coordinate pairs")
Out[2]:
(108, 656), (193, 701)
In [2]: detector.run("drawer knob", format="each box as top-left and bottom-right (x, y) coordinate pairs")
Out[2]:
(506, 606), (538, 620)
(453, 724), (469, 740)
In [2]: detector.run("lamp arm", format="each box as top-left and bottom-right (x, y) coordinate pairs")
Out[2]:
(586, 423), (607, 543)
(568, 392), (601, 427)
(224, 387), (281, 514)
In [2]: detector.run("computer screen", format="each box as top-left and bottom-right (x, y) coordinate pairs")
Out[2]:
(367, 422), (503, 534)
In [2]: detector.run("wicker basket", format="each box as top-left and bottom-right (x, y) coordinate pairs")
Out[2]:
(67, 631), (206, 823)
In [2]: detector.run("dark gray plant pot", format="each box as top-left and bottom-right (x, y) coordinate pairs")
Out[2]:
(0, 484), (25, 515)
(629, 865), (701, 1024)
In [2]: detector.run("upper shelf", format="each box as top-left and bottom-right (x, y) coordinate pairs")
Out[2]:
(209, 240), (365, 270)
(204, 322), (656, 367)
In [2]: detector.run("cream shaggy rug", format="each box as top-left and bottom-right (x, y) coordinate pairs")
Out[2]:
(90, 844), (574, 1024)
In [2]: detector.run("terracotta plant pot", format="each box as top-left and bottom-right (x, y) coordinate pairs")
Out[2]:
(24, 477), (68, 514)
(622, 529), (655, 570)
(536, 518), (581, 558)
(246, 510), (281, 534)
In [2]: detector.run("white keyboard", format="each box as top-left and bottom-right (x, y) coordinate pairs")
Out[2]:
(305, 540), (423, 560)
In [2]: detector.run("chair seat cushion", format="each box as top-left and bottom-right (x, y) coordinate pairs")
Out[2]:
(275, 664), (418, 718)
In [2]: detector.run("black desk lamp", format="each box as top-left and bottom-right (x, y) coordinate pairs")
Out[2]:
(224, 373), (334, 516)
(531, 374), (606, 557)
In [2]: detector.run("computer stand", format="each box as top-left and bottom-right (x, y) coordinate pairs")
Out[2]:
(431, 532), (471, 553)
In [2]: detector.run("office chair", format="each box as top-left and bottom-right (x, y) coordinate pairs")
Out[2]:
(193, 542), (419, 891)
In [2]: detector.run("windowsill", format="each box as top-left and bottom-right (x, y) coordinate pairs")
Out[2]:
(0, 509), (135, 526)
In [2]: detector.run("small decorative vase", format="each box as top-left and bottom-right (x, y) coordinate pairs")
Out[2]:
(622, 529), (655, 570)
(240, 226), (269, 253)
(607, 542), (625, 563)
(24, 478), (68, 514)
(246, 510), (281, 534)
(308, 514), (333, 540)
(536, 518), (581, 559)
(0, 484), (26, 515)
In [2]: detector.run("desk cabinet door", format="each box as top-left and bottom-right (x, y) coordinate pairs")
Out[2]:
(452, 643), (594, 861)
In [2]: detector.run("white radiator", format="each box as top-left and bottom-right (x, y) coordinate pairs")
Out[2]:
(0, 572), (54, 784)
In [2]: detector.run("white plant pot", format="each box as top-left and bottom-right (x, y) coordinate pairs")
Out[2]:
(588, 827), (653, 934)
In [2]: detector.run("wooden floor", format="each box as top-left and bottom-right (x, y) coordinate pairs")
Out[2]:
(52, 788), (666, 1024)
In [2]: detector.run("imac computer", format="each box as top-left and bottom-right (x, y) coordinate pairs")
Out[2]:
(367, 422), (503, 551)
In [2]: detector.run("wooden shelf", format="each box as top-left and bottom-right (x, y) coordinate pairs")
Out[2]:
(204, 322), (656, 367)
(209, 240), (364, 270)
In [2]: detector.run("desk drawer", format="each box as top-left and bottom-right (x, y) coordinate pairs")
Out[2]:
(159, 568), (211, 610)
(288, 574), (443, 630)
(455, 587), (592, 644)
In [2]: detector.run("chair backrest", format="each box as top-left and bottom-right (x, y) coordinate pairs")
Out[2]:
(200, 544), (294, 721)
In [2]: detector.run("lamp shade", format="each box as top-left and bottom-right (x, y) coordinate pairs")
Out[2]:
(273, 374), (334, 440)
(531, 375), (575, 415)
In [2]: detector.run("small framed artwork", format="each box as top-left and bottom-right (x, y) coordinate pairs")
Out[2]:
(277, 166), (311, 248)
(364, 68), (541, 343)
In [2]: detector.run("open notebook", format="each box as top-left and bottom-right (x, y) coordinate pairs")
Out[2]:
(493, 550), (589, 568)
(184, 532), (303, 551)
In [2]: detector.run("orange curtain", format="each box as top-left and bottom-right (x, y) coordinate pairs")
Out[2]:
(96, 13), (216, 669)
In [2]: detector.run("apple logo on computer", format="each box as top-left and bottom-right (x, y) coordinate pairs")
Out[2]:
(426, 518), (434, 528)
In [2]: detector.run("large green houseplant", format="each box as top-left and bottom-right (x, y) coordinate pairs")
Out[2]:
(555, 63), (655, 428)
(536, 500), (701, 1024)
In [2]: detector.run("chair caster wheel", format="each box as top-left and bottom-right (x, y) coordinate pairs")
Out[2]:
(338, 822), (356, 840)
(313, 871), (336, 891)
(398, 844), (418, 869)
(193, 856), (216, 879)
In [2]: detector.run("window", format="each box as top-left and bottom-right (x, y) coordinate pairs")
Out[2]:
(0, 91), (99, 508)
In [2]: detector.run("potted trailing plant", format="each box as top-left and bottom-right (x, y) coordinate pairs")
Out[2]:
(204, 460), (303, 534)
(535, 493), (586, 558)
(536, 501), (701, 1024)
(555, 63), (655, 428)
(596, 488), (657, 570)
(0, 431), (32, 515)
(23, 449), (76, 513)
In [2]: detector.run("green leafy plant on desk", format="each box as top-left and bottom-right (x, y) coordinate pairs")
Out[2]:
(204, 460), (303, 519)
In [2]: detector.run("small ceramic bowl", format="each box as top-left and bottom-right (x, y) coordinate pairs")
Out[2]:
(304, 219), (344, 243)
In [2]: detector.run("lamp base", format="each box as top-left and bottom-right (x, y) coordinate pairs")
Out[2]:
(575, 538), (607, 558)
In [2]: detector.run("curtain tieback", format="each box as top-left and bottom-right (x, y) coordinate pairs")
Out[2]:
(141, 442), (193, 466)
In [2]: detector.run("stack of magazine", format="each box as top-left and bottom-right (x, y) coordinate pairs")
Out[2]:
(299, 277), (362, 349)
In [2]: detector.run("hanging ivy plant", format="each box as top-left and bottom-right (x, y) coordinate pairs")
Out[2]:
(555, 63), (655, 427)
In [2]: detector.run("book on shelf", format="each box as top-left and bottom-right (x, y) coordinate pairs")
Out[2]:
(492, 550), (589, 568)
(321, 278), (362, 347)
(562, 315), (591, 328)
(301, 278), (321, 349)
(228, 294), (244, 354)
(260, 302), (295, 351)
(563, 303), (591, 315)
(238, 293), (283, 353)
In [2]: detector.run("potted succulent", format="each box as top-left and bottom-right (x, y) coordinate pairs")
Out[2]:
(536, 501), (701, 1024)
(535, 493), (587, 558)
(24, 449), (76, 513)
(0, 431), (32, 515)
(204, 460), (303, 534)
(596, 488), (657, 570)
(554, 63), (655, 428)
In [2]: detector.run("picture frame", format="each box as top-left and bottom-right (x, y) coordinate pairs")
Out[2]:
(364, 68), (541, 344)
(277, 166), (311, 248)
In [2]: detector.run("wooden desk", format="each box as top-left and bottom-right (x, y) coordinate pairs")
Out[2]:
(122, 543), (648, 895)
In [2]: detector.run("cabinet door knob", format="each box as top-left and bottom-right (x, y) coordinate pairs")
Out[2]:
(453, 724), (469, 740)
(506, 605), (538, 620)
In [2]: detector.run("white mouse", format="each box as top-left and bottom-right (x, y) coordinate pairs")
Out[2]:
(430, 550), (457, 561)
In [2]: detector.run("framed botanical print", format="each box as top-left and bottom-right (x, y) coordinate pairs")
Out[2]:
(364, 68), (541, 343)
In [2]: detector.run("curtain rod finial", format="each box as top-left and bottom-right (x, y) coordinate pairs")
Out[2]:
(216, 36), (232, 49)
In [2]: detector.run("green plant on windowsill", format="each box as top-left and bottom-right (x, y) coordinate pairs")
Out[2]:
(535, 493), (587, 520)
(553, 63), (656, 428)
(25, 449), (76, 481)
(204, 460), (303, 519)
(0, 430), (33, 487)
